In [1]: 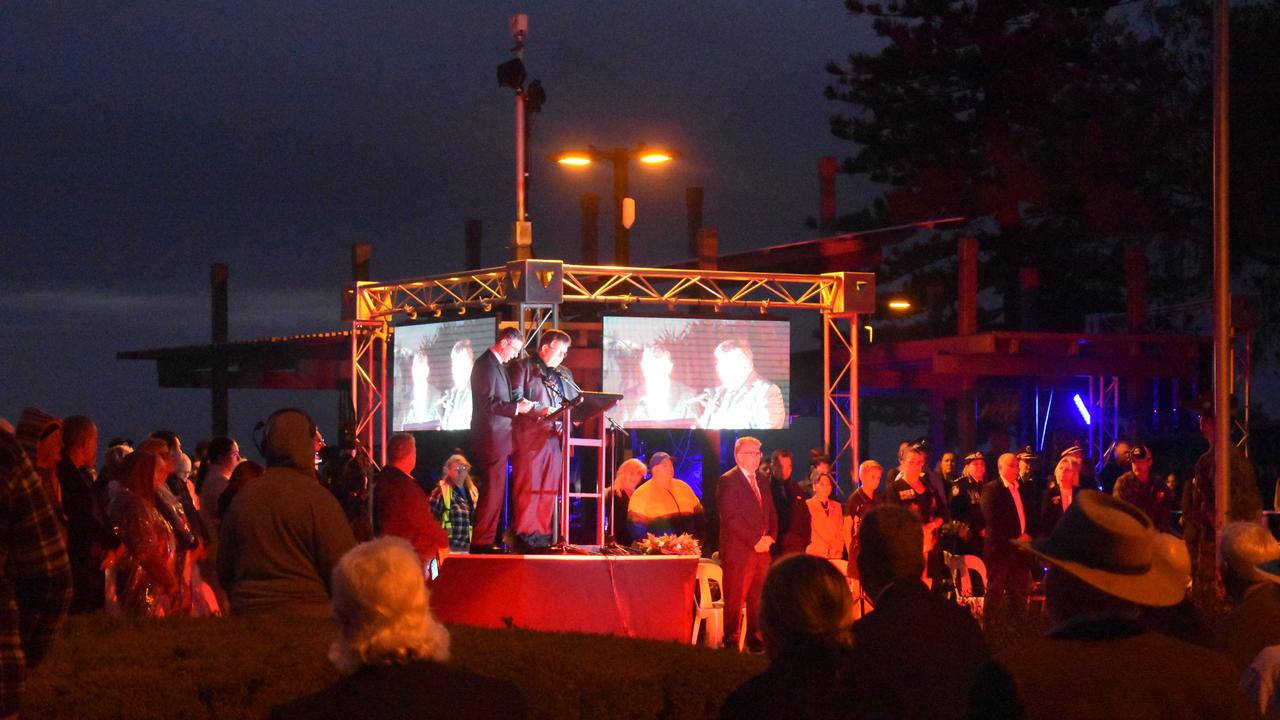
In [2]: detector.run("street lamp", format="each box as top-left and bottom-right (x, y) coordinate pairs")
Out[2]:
(554, 144), (678, 266)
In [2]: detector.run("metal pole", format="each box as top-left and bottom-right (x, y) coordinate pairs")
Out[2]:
(516, 94), (526, 223)
(823, 316), (831, 459)
(1212, 0), (1231, 530)
(850, 314), (859, 466)
(612, 148), (630, 265)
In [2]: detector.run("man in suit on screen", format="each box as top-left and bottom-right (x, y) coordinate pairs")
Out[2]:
(697, 339), (785, 430)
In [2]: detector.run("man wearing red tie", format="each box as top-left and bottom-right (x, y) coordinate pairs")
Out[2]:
(717, 436), (778, 651)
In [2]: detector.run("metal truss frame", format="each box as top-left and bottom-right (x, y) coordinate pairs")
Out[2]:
(1087, 376), (1120, 472)
(348, 259), (873, 486)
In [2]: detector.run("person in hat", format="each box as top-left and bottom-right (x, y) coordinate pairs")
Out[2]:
(969, 490), (1254, 720)
(627, 451), (704, 541)
(887, 441), (947, 585)
(946, 451), (986, 557)
(1182, 400), (1263, 612)
(1112, 444), (1173, 532)
(1056, 442), (1099, 492)
(1015, 445), (1045, 528)
(1218, 522), (1280, 673)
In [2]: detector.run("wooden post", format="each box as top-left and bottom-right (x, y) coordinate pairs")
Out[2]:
(580, 194), (599, 265)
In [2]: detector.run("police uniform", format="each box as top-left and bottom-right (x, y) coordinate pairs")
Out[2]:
(947, 452), (987, 557)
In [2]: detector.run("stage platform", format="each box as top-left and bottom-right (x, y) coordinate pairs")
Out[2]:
(430, 553), (698, 642)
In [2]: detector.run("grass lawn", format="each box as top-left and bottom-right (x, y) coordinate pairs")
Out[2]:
(25, 614), (767, 719)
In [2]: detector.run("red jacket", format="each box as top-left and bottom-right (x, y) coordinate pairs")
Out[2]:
(373, 467), (448, 567)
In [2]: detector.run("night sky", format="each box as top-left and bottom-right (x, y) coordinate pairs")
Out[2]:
(2, 3), (883, 448)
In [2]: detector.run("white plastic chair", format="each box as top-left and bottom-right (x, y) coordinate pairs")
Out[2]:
(692, 559), (726, 648)
(945, 553), (988, 598)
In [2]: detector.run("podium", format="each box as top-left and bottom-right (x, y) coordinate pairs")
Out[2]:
(549, 391), (621, 545)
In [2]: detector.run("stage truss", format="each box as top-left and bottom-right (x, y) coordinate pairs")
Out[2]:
(346, 260), (875, 541)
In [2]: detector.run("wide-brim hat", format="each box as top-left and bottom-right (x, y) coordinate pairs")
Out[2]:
(1255, 558), (1280, 585)
(1015, 489), (1188, 607)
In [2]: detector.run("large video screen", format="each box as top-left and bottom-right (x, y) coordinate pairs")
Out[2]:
(392, 318), (497, 431)
(603, 316), (790, 429)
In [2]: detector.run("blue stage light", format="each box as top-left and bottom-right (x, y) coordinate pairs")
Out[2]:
(1073, 394), (1092, 426)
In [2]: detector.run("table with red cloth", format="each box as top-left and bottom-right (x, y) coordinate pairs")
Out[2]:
(430, 554), (698, 642)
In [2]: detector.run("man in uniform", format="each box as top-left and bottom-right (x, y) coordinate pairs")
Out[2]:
(1182, 400), (1263, 612)
(509, 329), (579, 552)
(1113, 444), (1172, 532)
(468, 327), (534, 553)
(947, 451), (986, 557)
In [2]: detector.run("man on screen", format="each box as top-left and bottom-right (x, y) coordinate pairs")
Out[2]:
(400, 341), (442, 430)
(509, 329), (579, 552)
(697, 338), (786, 430)
(438, 339), (474, 431)
(623, 344), (695, 425)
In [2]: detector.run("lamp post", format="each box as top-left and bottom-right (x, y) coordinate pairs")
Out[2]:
(556, 145), (676, 266)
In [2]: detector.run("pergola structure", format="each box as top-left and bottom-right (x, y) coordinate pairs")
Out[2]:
(344, 259), (876, 468)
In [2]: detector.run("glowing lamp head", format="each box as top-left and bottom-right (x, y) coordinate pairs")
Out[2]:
(556, 151), (593, 167)
(637, 151), (674, 165)
(887, 298), (912, 311)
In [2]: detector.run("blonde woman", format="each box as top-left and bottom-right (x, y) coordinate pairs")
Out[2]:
(1040, 455), (1080, 536)
(270, 538), (525, 719)
(428, 454), (480, 553)
(604, 457), (646, 546)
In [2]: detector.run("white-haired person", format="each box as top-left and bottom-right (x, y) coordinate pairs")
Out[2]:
(270, 537), (525, 720)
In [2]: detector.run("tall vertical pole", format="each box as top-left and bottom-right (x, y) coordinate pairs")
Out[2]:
(612, 148), (630, 266)
(1212, 0), (1231, 530)
(580, 193), (600, 265)
(850, 314), (859, 467)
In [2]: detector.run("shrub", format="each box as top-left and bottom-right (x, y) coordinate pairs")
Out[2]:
(26, 614), (766, 719)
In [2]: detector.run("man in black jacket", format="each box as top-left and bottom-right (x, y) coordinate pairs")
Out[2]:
(467, 327), (533, 553)
(981, 452), (1037, 633)
(850, 504), (988, 720)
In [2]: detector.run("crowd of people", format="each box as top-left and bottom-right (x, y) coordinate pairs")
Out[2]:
(0, 366), (1275, 717)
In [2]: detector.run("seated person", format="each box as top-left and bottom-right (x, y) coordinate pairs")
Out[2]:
(604, 458), (646, 546)
(269, 537), (525, 720)
(627, 452), (705, 540)
(719, 554), (854, 719)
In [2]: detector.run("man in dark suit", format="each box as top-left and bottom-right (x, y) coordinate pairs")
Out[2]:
(508, 329), (579, 552)
(980, 452), (1036, 633)
(717, 435), (777, 651)
(969, 490), (1252, 720)
(850, 504), (988, 720)
(467, 327), (533, 553)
